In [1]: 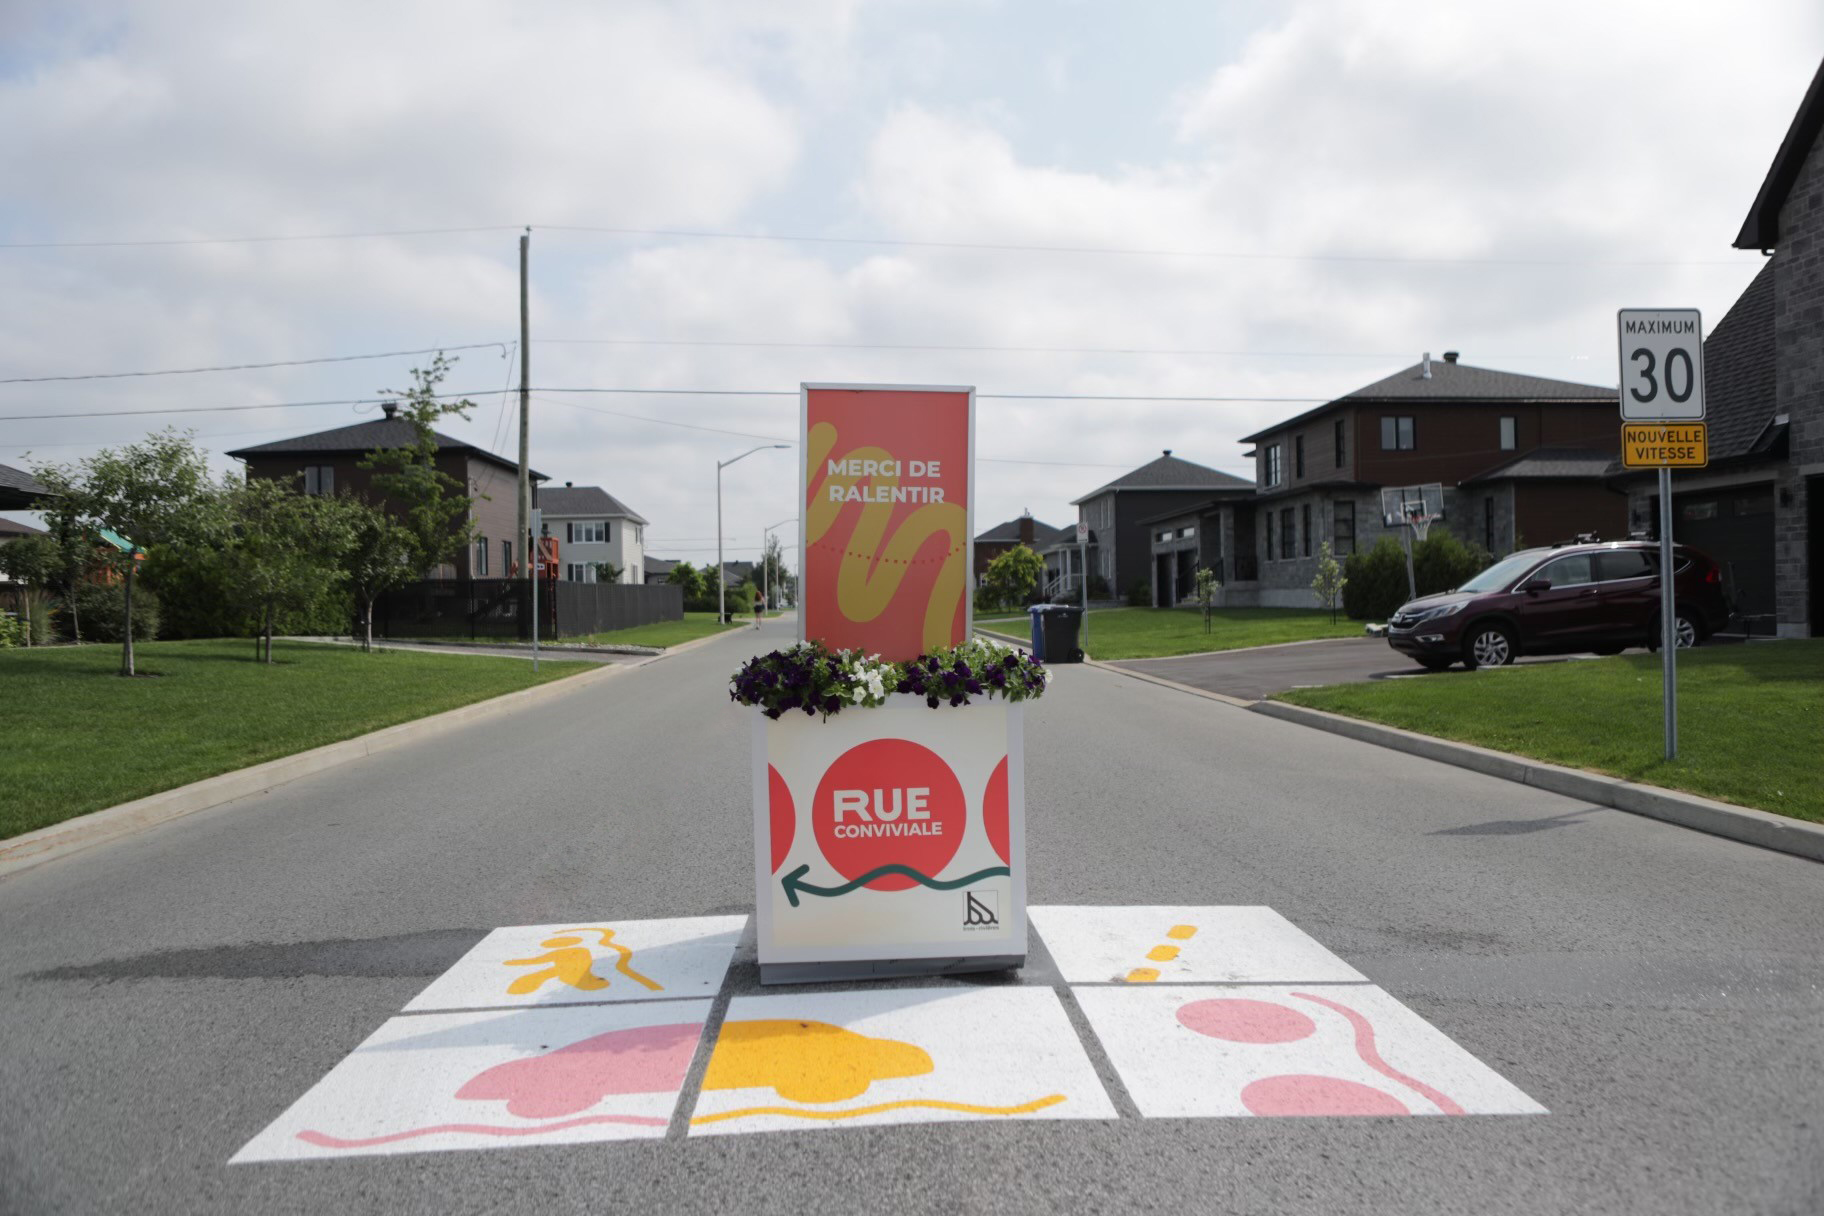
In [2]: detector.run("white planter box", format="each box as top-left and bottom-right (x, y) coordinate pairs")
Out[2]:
(752, 698), (1027, 983)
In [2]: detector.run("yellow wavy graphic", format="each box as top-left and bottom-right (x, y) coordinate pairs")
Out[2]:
(691, 1094), (1067, 1126)
(807, 420), (966, 651)
(554, 927), (663, 992)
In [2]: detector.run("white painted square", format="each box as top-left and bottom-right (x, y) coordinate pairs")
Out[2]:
(687, 986), (1116, 1136)
(232, 1002), (712, 1162)
(1029, 905), (1365, 985)
(1074, 984), (1545, 1118)
(403, 916), (746, 1012)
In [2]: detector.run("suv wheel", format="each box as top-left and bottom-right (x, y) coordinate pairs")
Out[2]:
(1463, 622), (1516, 669)
(1648, 607), (1700, 652)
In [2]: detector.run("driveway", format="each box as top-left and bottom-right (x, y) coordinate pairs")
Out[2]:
(1109, 636), (1619, 701)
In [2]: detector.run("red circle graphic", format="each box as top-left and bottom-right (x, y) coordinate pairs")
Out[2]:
(767, 765), (795, 874)
(812, 739), (964, 890)
(982, 756), (1011, 865)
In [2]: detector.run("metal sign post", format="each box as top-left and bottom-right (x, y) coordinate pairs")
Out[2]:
(1618, 309), (1705, 762)
(1076, 520), (1090, 655)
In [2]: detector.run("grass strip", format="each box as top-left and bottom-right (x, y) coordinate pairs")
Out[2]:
(0, 639), (592, 839)
(1276, 640), (1824, 822)
(1062, 607), (1361, 660)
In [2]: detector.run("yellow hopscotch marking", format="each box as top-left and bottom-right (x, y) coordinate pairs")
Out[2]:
(1122, 923), (1200, 983)
(692, 1095), (1067, 1126)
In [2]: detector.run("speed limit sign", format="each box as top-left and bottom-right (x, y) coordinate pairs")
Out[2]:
(1617, 309), (1705, 421)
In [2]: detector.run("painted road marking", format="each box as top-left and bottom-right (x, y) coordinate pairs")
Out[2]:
(403, 916), (746, 1012)
(1073, 984), (1545, 1118)
(687, 987), (1117, 1136)
(1030, 905), (1365, 985)
(231, 1002), (712, 1162)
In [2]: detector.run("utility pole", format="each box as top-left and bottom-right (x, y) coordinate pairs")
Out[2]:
(517, 230), (531, 580)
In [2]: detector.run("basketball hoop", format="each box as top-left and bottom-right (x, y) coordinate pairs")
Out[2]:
(1380, 483), (1446, 604)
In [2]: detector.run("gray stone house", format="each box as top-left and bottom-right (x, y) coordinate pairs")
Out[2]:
(1065, 452), (1254, 603)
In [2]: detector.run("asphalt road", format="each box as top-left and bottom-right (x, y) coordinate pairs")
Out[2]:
(2, 618), (1820, 1215)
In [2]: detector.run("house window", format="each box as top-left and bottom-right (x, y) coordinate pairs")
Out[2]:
(1334, 419), (1345, 468)
(502, 539), (512, 575)
(1380, 416), (1415, 450)
(1333, 501), (1355, 555)
(302, 465), (334, 495)
(1499, 417), (1517, 450)
(1301, 504), (1312, 557)
(566, 563), (596, 583)
(1263, 444), (1283, 487)
(1278, 508), (1295, 560)
(474, 537), (489, 577)
(1178, 526), (1195, 539)
(567, 520), (608, 544)
(1156, 529), (1172, 543)
(1484, 497), (1495, 552)
(1264, 513), (1273, 561)
(1294, 436), (1305, 479)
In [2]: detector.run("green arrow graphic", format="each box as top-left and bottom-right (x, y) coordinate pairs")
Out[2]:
(780, 863), (1012, 908)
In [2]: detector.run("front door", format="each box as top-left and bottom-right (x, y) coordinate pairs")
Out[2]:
(1513, 552), (1606, 648)
(1155, 552), (1174, 606)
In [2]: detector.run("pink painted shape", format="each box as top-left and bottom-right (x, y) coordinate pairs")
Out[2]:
(1176, 997), (1317, 1044)
(1241, 1073), (1409, 1117)
(1290, 992), (1466, 1115)
(297, 1112), (667, 1149)
(453, 1022), (702, 1119)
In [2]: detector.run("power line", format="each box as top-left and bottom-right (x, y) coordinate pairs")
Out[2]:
(531, 395), (790, 443)
(0, 342), (513, 385)
(0, 225), (521, 250)
(539, 336), (1582, 361)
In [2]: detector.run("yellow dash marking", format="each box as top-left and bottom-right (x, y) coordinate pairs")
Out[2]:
(691, 1094), (1067, 1126)
(1146, 945), (1180, 962)
(1167, 925), (1197, 940)
(1125, 967), (1160, 983)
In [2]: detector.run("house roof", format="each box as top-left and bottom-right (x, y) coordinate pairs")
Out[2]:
(1071, 451), (1254, 504)
(1735, 57), (1824, 250)
(0, 515), (46, 539)
(1463, 446), (1619, 485)
(1608, 259), (1779, 477)
(225, 416), (544, 479)
(974, 516), (1069, 546)
(1239, 359), (1616, 443)
(0, 463), (52, 510)
(536, 484), (649, 525)
(644, 556), (679, 577)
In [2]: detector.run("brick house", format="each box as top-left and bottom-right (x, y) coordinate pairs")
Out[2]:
(1067, 452), (1255, 603)
(1226, 355), (1624, 607)
(535, 483), (647, 584)
(1614, 58), (1823, 638)
(974, 512), (1068, 588)
(227, 404), (545, 581)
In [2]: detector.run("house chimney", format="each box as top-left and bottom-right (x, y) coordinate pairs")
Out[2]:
(381, 401), (398, 419)
(1420, 352), (1432, 379)
(1018, 511), (1034, 546)
(565, 480), (573, 487)
(1162, 449), (1172, 457)
(1443, 350), (1459, 363)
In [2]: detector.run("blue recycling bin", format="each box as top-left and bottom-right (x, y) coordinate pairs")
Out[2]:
(1027, 603), (1050, 660)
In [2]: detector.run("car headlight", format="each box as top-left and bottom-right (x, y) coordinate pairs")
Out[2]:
(1410, 601), (1467, 624)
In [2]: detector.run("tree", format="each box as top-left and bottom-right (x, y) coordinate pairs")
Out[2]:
(332, 496), (418, 652)
(1311, 541), (1348, 623)
(592, 560), (622, 585)
(81, 431), (219, 675)
(221, 479), (354, 662)
(667, 560), (707, 608)
(753, 533), (794, 608)
(1194, 566), (1221, 633)
(359, 355), (478, 577)
(980, 544), (1044, 611)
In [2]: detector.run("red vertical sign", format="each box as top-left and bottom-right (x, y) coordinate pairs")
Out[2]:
(800, 384), (974, 661)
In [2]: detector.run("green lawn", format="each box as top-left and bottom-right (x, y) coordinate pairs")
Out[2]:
(567, 611), (745, 648)
(0, 640), (592, 839)
(1277, 641), (1824, 822)
(980, 607), (1361, 660)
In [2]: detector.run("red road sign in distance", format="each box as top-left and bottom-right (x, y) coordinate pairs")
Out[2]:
(801, 384), (973, 661)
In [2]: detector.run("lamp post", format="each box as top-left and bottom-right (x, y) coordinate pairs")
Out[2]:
(763, 516), (796, 618)
(718, 445), (791, 623)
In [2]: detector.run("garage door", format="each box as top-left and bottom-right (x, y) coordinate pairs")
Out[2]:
(1672, 484), (1775, 626)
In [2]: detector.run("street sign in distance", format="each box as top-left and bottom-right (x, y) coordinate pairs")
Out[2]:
(1075, 521), (1089, 544)
(1622, 422), (1708, 468)
(1618, 309), (1705, 421)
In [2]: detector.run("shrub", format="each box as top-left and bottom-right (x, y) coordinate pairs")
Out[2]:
(1086, 573), (1110, 599)
(1412, 528), (1491, 599)
(145, 545), (354, 639)
(0, 613), (24, 648)
(1342, 528), (1495, 620)
(726, 582), (756, 615)
(1126, 578), (1151, 607)
(67, 580), (161, 641)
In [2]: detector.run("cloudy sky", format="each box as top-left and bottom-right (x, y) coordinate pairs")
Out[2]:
(1, 1), (1818, 566)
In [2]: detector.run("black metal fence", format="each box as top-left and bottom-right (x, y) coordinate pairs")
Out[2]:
(375, 579), (682, 641)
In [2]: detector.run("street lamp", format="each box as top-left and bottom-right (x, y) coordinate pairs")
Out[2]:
(763, 516), (796, 617)
(718, 444), (791, 622)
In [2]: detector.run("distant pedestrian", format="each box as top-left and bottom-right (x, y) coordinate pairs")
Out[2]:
(753, 592), (765, 628)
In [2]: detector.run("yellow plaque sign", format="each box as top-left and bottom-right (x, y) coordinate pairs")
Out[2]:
(1622, 422), (1707, 468)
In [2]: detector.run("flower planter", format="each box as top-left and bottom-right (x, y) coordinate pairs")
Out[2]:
(752, 698), (1027, 984)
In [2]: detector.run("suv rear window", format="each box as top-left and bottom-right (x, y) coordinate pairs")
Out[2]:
(1597, 550), (1654, 581)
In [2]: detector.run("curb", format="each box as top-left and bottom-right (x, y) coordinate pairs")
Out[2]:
(1249, 700), (1824, 864)
(0, 657), (642, 882)
(1083, 658), (1256, 707)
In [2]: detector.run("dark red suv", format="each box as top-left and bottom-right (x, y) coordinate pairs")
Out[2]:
(1385, 541), (1733, 671)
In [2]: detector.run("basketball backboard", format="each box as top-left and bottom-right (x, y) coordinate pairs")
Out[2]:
(1380, 484), (1445, 532)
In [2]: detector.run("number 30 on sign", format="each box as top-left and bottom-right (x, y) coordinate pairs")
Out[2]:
(1617, 309), (1705, 422)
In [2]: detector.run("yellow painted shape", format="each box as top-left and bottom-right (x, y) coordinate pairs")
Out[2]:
(502, 936), (609, 995)
(1146, 945), (1180, 962)
(693, 1094), (1067, 1126)
(556, 927), (663, 992)
(1125, 967), (1160, 983)
(703, 1019), (934, 1104)
(1166, 924), (1198, 940)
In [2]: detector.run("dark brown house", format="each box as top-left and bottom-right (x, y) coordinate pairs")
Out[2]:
(973, 512), (1068, 586)
(226, 405), (545, 581)
(1226, 354), (1624, 606)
